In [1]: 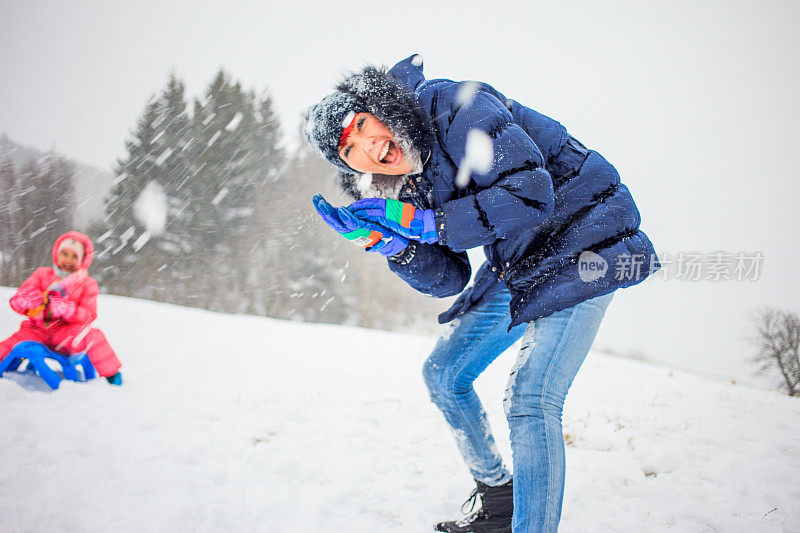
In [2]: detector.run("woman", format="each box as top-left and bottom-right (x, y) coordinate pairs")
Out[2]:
(303, 54), (659, 532)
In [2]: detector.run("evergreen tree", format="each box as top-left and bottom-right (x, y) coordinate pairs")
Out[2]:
(254, 135), (354, 323)
(238, 89), (286, 314)
(98, 74), (193, 301)
(188, 70), (281, 311)
(91, 69), (444, 334)
(144, 73), (195, 303)
(0, 159), (22, 285)
(99, 95), (162, 293)
(12, 155), (76, 277)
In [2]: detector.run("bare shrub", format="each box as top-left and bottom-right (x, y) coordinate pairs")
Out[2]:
(749, 307), (800, 396)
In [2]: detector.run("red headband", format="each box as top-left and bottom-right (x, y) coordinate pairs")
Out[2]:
(339, 115), (358, 148)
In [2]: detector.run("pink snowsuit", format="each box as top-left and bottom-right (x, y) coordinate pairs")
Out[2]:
(0, 231), (121, 377)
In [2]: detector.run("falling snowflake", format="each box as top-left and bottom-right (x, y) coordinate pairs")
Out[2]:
(225, 112), (244, 132)
(455, 82), (479, 107)
(455, 129), (494, 188)
(211, 187), (230, 206)
(206, 131), (222, 147)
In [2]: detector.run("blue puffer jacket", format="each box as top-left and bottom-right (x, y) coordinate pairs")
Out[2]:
(384, 56), (660, 328)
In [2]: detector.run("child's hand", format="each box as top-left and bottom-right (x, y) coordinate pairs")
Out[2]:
(10, 288), (44, 314)
(47, 295), (76, 320)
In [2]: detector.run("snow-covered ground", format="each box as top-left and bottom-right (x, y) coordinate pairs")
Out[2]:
(0, 286), (798, 532)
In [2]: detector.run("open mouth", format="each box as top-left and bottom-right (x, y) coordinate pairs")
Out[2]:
(378, 140), (401, 165)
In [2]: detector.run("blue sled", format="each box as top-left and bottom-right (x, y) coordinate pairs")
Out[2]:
(0, 341), (96, 390)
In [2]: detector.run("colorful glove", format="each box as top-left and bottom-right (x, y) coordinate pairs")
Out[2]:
(106, 372), (123, 386)
(9, 288), (45, 315)
(337, 207), (409, 257)
(347, 198), (438, 244)
(47, 294), (76, 320)
(312, 194), (408, 257)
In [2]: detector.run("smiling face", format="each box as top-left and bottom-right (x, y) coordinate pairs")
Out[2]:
(338, 113), (414, 175)
(57, 248), (80, 273)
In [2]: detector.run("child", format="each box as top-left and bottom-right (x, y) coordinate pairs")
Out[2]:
(0, 231), (122, 385)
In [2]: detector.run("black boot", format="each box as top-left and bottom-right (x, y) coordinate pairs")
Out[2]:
(435, 478), (513, 533)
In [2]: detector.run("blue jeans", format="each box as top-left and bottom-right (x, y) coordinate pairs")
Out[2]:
(423, 287), (614, 532)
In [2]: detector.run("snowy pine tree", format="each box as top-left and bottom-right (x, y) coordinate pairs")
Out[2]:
(238, 90), (285, 314)
(96, 71), (286, 313)
(99, 95), (163, 291)
(12, 155), (76, 276)
(98, 75), (194, 301)
(187, 71), (281, 312)
(0, 159), (22, 285)
(89, 69), (443, 332)
(253, 133), (354, 323)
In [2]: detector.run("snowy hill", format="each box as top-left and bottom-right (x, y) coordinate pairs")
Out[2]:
(0, 286), (798, 532)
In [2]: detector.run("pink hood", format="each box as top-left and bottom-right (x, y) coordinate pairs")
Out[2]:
(52, 231), (94, 270)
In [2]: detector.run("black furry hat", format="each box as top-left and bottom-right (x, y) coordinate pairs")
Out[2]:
(302, 65), (436, 198)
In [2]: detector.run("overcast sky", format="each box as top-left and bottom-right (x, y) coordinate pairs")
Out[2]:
(2, 0), (799, 382)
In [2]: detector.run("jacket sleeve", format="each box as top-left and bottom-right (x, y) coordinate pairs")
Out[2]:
(67, 279), (99, 323)
(437, 90), (555, 251)
(8, 269), (48, 315)
(387, 241), (472, 298)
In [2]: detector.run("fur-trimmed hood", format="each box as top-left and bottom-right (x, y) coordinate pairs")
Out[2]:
(52, 231), (94, 270)
(303, 59), (436, 200)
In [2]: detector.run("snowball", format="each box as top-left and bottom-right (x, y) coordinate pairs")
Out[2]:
(455, 129), (494, 188)
(134, 180), (168, 236)
(455, 82), (479, 107)
(465, 130), (494, 173)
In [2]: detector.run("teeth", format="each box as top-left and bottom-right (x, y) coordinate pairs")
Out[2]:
(379, 141), (390, 162)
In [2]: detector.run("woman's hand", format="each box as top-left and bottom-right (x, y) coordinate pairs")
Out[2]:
(347, 198), (438, 244)
(312, 195), (408, 257)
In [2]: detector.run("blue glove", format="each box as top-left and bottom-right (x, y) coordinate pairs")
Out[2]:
(347, 198), (438, 243)
(106, 372), (123, 386)
(337, 208), (409, 257)
(312, 195), (408, 257)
